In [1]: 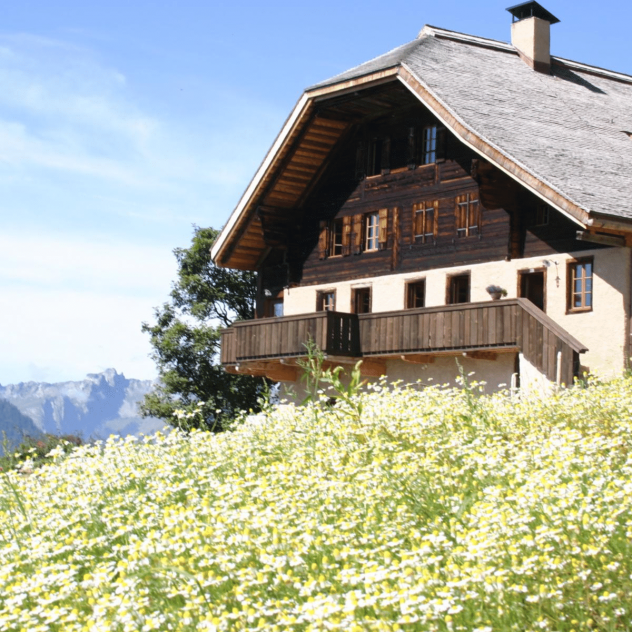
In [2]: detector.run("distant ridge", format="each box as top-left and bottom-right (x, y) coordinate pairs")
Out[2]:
(0, 369), (166, 442)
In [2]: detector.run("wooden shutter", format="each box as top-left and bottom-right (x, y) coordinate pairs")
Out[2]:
(433, 200), (439, 238)
(379, 208), (389, 249)
(455, 195), (465, 235)
(318, 220), (328, 259)
(342, 215), (352, 256)
(436, 127), (447, 163)
(353, 214), (363, 254)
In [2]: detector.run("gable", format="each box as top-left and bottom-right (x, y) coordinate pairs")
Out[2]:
(212, 26), (632, 270)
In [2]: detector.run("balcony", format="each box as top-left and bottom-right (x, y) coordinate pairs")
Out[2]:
(220, 299), (587, 386)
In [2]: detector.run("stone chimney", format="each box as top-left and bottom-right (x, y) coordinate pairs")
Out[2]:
(506, 1), (560, 73)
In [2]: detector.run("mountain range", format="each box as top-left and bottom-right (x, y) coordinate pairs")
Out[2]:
(0, 369), (165, 447)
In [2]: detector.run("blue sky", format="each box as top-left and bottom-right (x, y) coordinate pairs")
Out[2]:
(1, 0), (630, 385)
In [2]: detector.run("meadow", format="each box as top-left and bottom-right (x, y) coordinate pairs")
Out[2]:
(0, 373), (631, 631)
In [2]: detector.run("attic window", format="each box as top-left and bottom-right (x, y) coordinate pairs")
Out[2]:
(421, 126), (437, 164)
(367, 139), (384, 176)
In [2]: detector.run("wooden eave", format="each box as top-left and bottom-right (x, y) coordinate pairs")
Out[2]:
(212, 59), (632, 271)
(211, 69), (400, 270)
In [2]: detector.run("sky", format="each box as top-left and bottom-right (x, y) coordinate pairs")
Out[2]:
(1, 0), (630, 386)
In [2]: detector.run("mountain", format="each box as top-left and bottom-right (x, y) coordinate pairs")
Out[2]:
(0, 369), (166, 442)
(0, 399), (44, 455)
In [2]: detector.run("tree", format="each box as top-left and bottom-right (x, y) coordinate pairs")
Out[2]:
(140, 226), (266, 431)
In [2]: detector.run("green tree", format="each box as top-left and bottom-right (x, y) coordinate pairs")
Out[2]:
(140, 226), (265, 431)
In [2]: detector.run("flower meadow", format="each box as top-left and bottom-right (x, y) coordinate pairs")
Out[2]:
(1, 376), (632, 632)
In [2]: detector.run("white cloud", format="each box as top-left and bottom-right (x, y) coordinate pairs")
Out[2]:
(0, 286), (160, 385)
(0, 32), (282, 384)
(0, 231), (176, 295)
(0, 231), (178, 384)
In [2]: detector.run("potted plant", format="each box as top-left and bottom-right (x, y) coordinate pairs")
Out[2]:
(486, 285), (507, 300)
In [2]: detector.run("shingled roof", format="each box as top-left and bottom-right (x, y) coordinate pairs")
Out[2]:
(212, 24), (632, 268)
(315, 26), (632, 222)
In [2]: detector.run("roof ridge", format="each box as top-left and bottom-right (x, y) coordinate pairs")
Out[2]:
(420, 25), (514, 52)
(307, 37), (422, 91)
(552, 56), (632, 84)
(424, 24), (632, 84)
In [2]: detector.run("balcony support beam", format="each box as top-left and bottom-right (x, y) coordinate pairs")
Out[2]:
(400, 354), (435, 364)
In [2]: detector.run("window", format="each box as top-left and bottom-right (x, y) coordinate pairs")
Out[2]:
(352, 287), (371, 314)
(365, 212), (379, 252)
(532, 202), (550, 226)
(317, 290), (336, 312)
(413, 201), (438, 243)
(448, 274), (470, 304)
(264, 298), (284, 318)
(455, 193), (480, 238)
(367, 138), (384, 176)
(421, 125), (437, 164)
(568, 258), (593, 312)
(406, 280), (426, 309)
(329, 218), (344, 257)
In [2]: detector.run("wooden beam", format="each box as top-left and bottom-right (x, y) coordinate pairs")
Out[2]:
(230, 361), (299, 383)
(576, 230), (626, 248)
(264, 365), (299, 382)
(462, 351), (498, 361)
(400, 354), (435, 364)
(359, 358), (387, 377)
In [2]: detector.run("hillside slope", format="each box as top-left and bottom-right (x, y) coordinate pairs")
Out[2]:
(0, 398), (42, 455)
(1, 377), (631, 630)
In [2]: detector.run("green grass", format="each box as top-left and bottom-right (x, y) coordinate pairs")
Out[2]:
(1, 375), (631, 631)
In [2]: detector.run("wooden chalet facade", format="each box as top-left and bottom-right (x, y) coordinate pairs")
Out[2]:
(212, 2), (632, 393)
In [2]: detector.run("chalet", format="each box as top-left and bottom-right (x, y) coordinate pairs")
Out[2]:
(212, 2), (632, 393)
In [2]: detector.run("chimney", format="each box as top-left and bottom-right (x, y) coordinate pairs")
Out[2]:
(506, 1), (560, 73)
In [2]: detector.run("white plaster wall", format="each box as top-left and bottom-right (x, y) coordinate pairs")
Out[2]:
(384, 353), (516, 393)
(280, 353), (517, 403)
(282, 247), (631, 379)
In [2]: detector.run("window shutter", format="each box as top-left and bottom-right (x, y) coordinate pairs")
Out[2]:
(411, 203), (418, 243)
(342, 216), (352, 256)
(436, 127), (447, 163)
(433, 200), (439, 239)
(355, 141), (366, 180)
(379, 208), (389, 249)
(353, 214), (363, 254)
(318, 220), (328, 259)
(455, 195), (466, 234)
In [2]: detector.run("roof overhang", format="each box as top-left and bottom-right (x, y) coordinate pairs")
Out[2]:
(212, 56), (632, 270)
(210, 68), (400, 270)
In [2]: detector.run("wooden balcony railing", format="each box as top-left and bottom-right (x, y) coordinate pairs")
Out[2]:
(220, 299), (587, 385)
(358, 298), (587, 385)
(220, 311), (359, 364)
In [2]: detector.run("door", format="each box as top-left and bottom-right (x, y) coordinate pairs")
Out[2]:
(519, 269), (545, 312)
